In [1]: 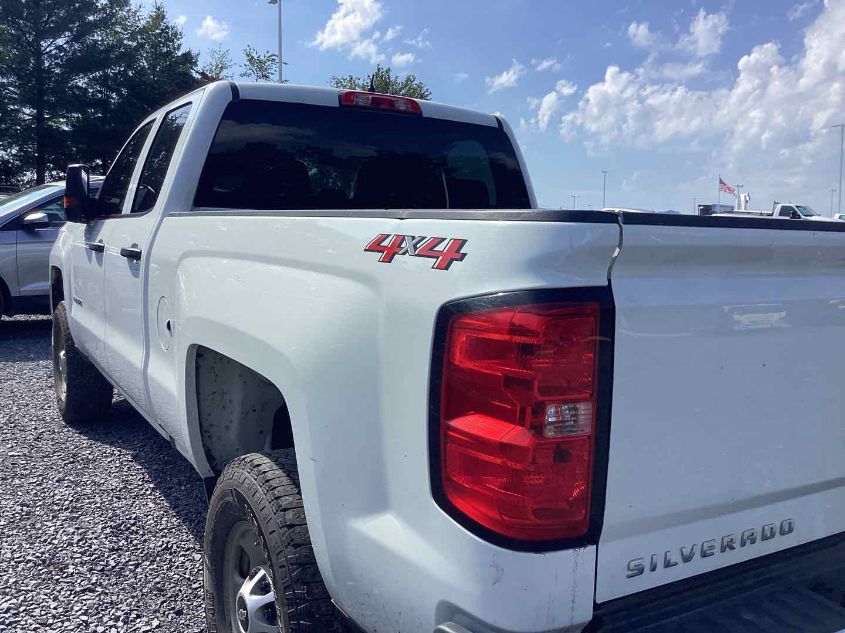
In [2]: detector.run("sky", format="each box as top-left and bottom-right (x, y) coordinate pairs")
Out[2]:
(145, 0), (845, 214)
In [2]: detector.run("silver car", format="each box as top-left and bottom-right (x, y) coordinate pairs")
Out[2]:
(0, 179), (102, 317)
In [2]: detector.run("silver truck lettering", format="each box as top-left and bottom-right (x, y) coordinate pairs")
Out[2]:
(626, 519), (795, 579)
(740, 528), (757, 547)
(626, 558), (645, 578)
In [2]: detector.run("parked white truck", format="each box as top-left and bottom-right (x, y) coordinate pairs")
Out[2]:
(49, 82), (845, 633)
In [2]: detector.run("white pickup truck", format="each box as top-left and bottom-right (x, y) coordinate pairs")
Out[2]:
(50, 81), (845, 633)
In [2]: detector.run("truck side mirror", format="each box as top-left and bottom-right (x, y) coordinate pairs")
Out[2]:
(64, 164), (92, 223)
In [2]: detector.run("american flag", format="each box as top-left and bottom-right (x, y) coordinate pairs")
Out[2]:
(719, 178), (736, 195)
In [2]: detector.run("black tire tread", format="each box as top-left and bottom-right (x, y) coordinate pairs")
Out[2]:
(206, 449), (342, 632)
(52, 301), (113, 424)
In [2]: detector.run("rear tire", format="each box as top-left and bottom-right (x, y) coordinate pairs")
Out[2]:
(204, 450), (343, 633)
(51, 301), (113, 424)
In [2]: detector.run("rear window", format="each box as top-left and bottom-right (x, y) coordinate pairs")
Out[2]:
(194, 99), (530, 210)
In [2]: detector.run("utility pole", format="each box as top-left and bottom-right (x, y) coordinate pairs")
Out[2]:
(831, 188), (838, 216)
(268, 0), (283, 83)
(571, 194), (579, 209)
(601, 170), (608, 208)
(833, 123), (844, 216)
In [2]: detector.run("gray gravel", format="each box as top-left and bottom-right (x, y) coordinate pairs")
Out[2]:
(0, 317), (207, 632)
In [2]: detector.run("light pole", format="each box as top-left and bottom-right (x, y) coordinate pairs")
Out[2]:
(831, 188), (838, 216)
(601, 170), (608, 208)
(833, 123), (844, 216)
(571, 194), (579, 209)
(268, 0), (283, 83)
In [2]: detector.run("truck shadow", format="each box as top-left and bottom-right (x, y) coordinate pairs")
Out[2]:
(76, 399), (208, 545)
(0, 316), (52, 362)
(1, 316), (208, 544)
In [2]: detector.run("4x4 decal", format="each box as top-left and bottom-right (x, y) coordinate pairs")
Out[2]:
(364, 234), (468, 271)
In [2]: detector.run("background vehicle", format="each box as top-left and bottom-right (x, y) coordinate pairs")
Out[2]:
(0, 179), (102, 317)
(49, 82), (845, 633)
(772, 201), (837, 221)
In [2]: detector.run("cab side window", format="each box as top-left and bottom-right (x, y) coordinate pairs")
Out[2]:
(97, 121), (154, 217)
(131, 104), (192, 215)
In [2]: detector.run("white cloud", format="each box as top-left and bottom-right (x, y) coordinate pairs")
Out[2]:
(651, 60), (707, 81)
(174, 14), (187, 27)
(383, 25), (402, 41)
(627, 21), (656, 49)
(560, 65), (715, 146)
(196, 15), (229, 41)
(535, 92), (562, 131)
(788, 0), (818, 21)
(532, 57), (562, 72)
(560, 0), (845, 210)
(555, 79), (578, 96)
(453, 72), (470, 82)
(680, 9), (728, 57)
(485, 59), (526, 93)
(391, 51), (415, 67)
(404, 28), (431, 49)
(312, 0), (385, 63)
(349, 38), (384, 63)
(524, 79), (579, 131)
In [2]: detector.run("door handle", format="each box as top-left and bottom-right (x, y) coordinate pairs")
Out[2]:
(119, 246), (142, 261)
(85, 241), (105, 253)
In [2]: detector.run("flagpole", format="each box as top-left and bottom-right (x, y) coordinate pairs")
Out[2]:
(718, 174), (721, 205)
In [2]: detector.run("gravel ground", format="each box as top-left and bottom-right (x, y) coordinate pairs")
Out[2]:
(0, 316), (207, 632)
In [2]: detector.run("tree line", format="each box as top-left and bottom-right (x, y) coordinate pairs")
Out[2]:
(0, 1), (431, 188)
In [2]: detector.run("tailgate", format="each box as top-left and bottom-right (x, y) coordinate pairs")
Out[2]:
(597, 216), (845, 602)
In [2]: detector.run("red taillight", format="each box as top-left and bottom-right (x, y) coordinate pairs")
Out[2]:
(338, 90), (422, 114)
(439, 302), (600, 541)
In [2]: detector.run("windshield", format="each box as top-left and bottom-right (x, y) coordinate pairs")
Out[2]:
(0, 184), (63, 216)
(195, 99), (531, 210)
(796, 205), (817, 216)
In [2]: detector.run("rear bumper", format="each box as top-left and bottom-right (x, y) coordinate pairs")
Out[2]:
(587, 531), (845, 633)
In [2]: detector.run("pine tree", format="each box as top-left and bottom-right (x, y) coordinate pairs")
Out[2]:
(0, 1), (198, 183)
(0, 0), (123, 183)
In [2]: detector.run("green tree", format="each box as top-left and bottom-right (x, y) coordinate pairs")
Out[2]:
(0, 0), (125, 184)
(71, 3), (198, 171)
(200, 46), (234, 82)
(329, 64), (431, 100)
(0, 1), (198, 184)
(241, 45), (279, 82)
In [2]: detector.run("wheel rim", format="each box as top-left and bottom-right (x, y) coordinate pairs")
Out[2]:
(224, 521), (279, 633)
(52, 322), (67, 403)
